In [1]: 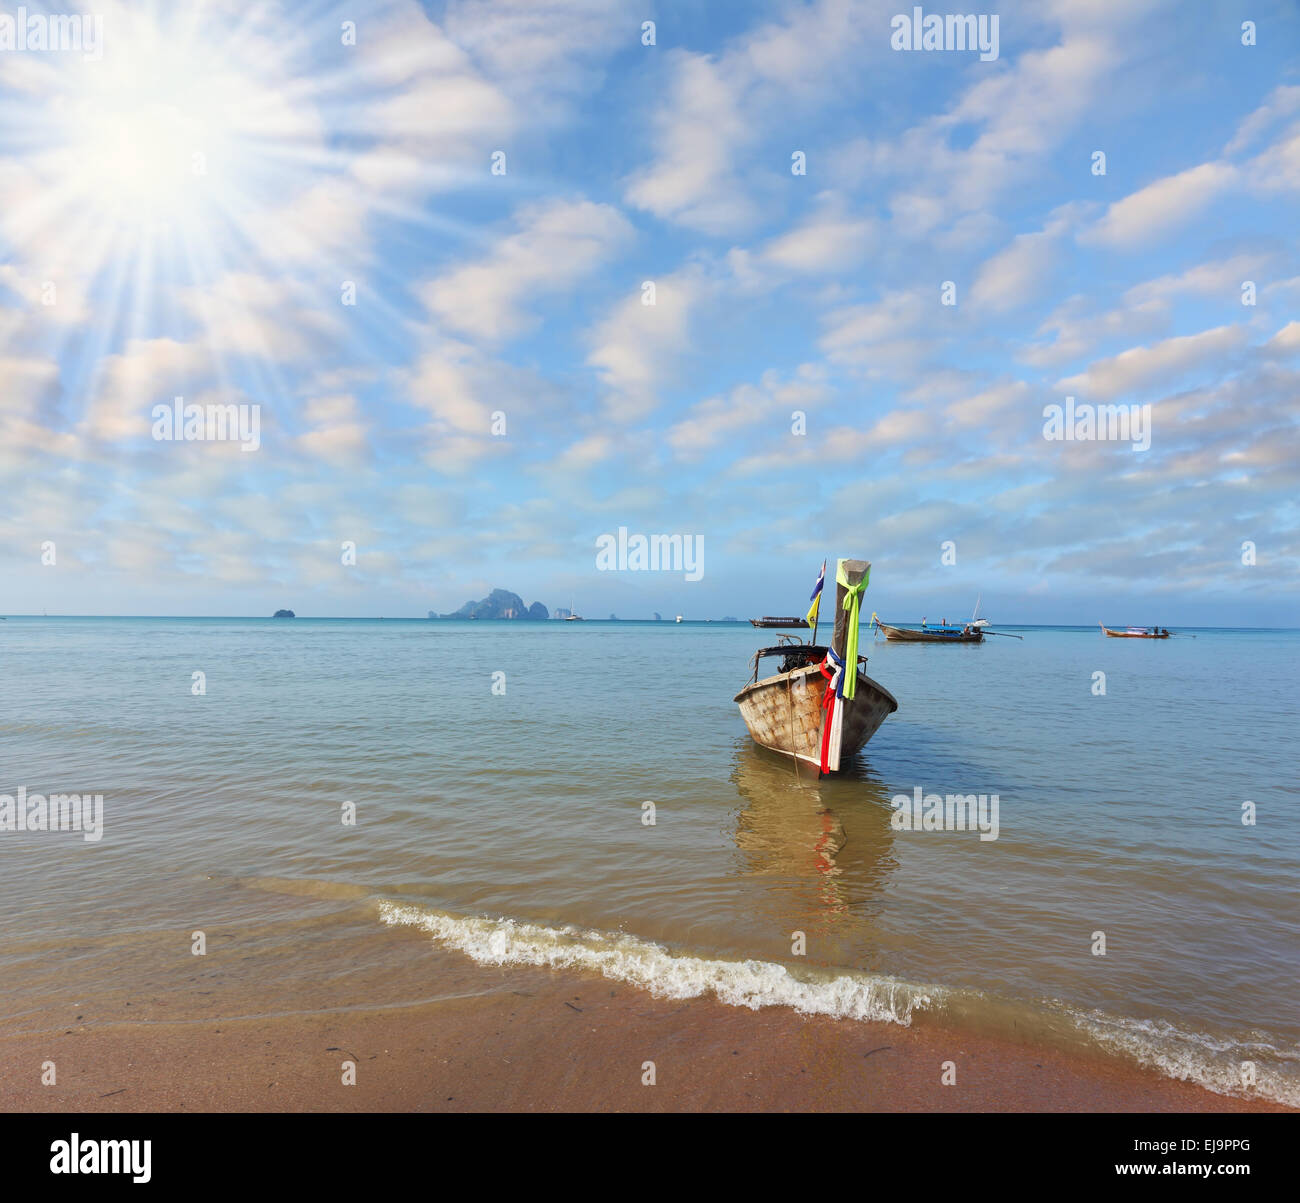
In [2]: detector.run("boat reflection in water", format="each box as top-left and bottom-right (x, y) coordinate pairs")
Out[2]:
(728, 739), (897, 950)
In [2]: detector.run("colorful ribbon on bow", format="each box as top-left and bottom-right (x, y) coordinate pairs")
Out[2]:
(818, 648), (846, 774)
(836, 559), (869, 700)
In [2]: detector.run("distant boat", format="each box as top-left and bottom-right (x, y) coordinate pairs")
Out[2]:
(735, 558), (897, 773)
(749, 616), (808, 629)
(675, 614), (683, 623)
(1100, 623), (1169, 638)
(565, 613), (584, 622)
(874, 618), (983, 643)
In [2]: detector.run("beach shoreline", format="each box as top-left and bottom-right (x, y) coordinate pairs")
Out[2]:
(3, 955), (1289, 1113)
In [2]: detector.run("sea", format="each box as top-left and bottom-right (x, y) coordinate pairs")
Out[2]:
(1, 616), (1296, 1105)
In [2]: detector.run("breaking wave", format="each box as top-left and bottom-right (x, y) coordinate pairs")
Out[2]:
(378, 900), (936, 1026)
(379, 900), (1299, 1109)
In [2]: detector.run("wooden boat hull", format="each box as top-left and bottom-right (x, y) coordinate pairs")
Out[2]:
(877, 622), (983, 643)
(1100, 623), (1168, 638)
(734, 663), (898, 769)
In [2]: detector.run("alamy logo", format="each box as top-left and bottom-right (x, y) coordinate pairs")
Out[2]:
(0, 8), (103, 60)
(891, 787), (1000, 841)
(0, 787), (103, 841)
(890, 7), (1000, 61)
(152, 396), (261, 452)
(50, 1133), (151, 1183)
(595, 526), (704, 582)
(1043, 397), (1151, 452)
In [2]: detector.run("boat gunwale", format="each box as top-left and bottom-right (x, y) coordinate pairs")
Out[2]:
(733, 661), (899, 711)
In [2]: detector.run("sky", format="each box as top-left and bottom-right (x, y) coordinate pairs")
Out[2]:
(0, 0), (1297, 624)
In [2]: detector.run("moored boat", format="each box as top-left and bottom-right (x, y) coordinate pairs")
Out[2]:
(748, 616), (809, 629)
(873, 617), (984, 643)
(1100, 623), (1169, 638)
(735, 559), (897, 773)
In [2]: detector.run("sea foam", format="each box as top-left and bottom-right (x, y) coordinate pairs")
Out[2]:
(379, 900), (1300, 1109)
(378, 900), (935, 1026)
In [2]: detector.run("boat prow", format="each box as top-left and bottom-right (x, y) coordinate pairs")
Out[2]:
(734, 656), (897, 770)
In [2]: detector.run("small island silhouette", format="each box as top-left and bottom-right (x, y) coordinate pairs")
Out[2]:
(430, 588), (547, 620)
(272, 609), (295, 618)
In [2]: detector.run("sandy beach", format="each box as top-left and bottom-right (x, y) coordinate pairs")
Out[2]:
(2, 934), (1288, 1113)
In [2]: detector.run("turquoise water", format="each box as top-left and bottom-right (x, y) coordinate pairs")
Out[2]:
(1, 617), (1296, 1103)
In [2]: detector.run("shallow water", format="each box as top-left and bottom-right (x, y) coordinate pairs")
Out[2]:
(1, 617), (1296, 1103)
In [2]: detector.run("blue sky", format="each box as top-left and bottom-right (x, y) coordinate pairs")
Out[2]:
(1, 0), (1298, 623)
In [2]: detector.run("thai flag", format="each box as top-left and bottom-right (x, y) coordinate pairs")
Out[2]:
(805, 559), (827, 629)
(809, 560), (826, 601)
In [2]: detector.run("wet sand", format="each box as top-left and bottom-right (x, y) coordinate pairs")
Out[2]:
(2, 945), (1288, 1113)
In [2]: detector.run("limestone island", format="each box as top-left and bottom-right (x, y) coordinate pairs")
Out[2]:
(430, 588), (548, 621)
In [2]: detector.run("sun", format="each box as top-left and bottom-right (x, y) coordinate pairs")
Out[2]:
(0, 0), (359, 389)
(2, 2), (343, 279)
(39, 23), (252, 237)
(73, 96), (213, 226)
(0, 1), (430, 420)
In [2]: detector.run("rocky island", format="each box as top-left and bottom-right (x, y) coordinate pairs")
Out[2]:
(272, 609), (295, 618)
(430, 588), (548, 620)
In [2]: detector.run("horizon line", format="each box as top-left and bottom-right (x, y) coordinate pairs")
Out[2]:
(2, 615), (1298, 632)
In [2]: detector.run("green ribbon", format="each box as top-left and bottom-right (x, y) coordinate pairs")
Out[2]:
(836, 559), (869, 699)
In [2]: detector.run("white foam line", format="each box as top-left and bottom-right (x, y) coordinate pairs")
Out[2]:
(380, 901), (1300, 1108)
(1062, 1006), (1300, 1110)
(379, 901), (934, 1026)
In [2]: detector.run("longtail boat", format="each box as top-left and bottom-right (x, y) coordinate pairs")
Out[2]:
(735, 559), (897, 773)
(1100, 623), (1169, 638)
(749, 616), (809, 629)
(872, 617), (984, 643)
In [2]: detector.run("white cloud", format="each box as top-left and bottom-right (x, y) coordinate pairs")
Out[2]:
(177, 273), (342, 361)
(297, 394), (369, 464)
(421, 199), (634, 343)
(0, 354), (59, 418)
(818, 287), (939, 375)
(623, 51), (757, 235)
(1123, 252), (1275, 306)
(1244, 119), (1300, 194)
(1083, 162), (1238, 248)
(1021, 294), (1169, 369)
(586, 267), (711, 420)
(945, 381), (1033, 429)
(84, 338), (214, 442)
(443, 0), (627, 118)
(757, 198), (877, 274)
(970, 212), (1077, 313)
(1056, 325), (1249, 400)
(667, 367), (828, 459)
(1263, 321), (1300, 356)
(624, 0), (879, 233)
(1224, 84), (1300, 155)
